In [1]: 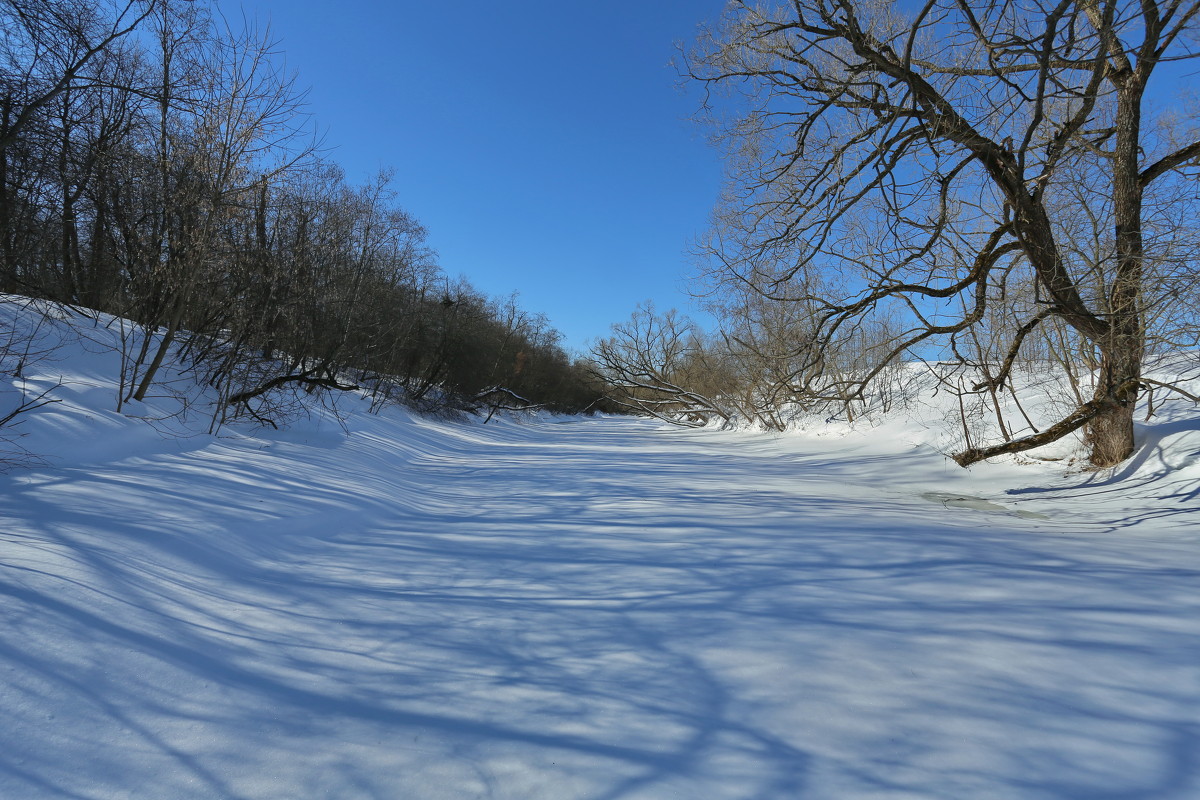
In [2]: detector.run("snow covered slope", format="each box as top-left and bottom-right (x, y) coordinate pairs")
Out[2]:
(2, 297), (1199, 799)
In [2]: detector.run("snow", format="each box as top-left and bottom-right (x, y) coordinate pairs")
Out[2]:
(2, 297), (1200, 799)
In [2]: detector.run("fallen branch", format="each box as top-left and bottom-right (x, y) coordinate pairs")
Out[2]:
(226, 372), (359, 406)
(952, 396), (1113, 466)
(471, 386), (545, 423)
(472, 386), (534, 407)
(953, 374), (1153, 466)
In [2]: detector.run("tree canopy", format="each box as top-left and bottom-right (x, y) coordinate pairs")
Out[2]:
(673, 0), (1200, 466)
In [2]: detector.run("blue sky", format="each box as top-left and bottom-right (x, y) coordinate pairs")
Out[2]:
(232, 0), (729, 354)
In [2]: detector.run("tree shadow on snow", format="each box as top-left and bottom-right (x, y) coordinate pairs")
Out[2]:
(0, 417), (1197, 798)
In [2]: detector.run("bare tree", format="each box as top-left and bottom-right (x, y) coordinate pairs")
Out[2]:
(593, 303), (740, 426)
(123, 2), (310, 405)
(686, 0), (1200, 467)
(0, 0), (608, 431)
(0, 0), (158, 151)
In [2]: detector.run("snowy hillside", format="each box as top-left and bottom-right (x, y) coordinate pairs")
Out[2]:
(2, 297), (1200, 799)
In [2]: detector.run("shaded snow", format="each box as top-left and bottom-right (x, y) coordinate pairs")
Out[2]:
(2, 298), (1200, 799)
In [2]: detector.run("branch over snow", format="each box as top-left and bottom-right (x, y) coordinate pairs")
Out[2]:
(226, 372), (359, 406)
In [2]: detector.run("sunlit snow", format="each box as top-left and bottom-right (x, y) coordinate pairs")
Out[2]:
(2, 298), (1199, 799)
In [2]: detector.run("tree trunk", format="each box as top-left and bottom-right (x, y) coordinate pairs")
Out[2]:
(1087, 77), (1146, 468)
(130, 295), (185, 403)
(1087, 341), (1140, 466)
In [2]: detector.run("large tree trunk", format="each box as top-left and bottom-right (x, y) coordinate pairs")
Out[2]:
(1088, 336), (1141, 466)
(1086, 75), (1147, 468)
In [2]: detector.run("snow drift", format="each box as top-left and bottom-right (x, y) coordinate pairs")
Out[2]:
(2, 297), (1199, 799)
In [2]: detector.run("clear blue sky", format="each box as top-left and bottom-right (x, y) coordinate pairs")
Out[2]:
(231, 0), (729, 354)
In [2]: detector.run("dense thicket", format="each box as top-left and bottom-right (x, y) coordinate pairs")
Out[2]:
(0, 0), (606, 426)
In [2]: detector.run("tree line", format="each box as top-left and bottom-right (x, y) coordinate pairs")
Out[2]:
(1, 0), (607, 428)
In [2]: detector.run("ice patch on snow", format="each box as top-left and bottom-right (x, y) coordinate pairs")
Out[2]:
(922, 491), (1052, 520)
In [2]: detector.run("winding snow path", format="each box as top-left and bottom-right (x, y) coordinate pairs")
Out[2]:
(2, 413), (1199, 799)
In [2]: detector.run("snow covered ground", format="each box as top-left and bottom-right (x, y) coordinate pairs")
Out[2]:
(2, 298), (1199, 799)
